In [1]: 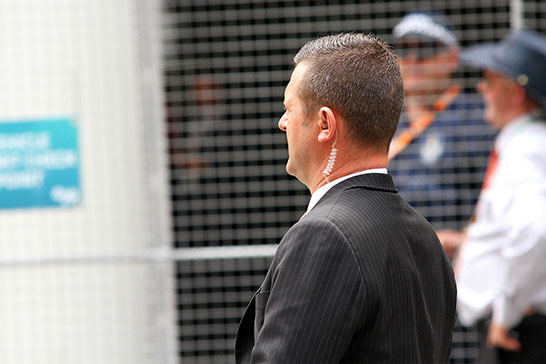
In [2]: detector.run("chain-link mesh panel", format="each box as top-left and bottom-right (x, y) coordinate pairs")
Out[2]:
(163, 1), (545, 363)
(177, 257), (271, 363)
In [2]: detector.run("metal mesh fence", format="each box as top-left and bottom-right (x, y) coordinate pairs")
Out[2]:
(162, 1), (514, 247)
(177, 257), (271, 363)
(163, 1), (546, 363)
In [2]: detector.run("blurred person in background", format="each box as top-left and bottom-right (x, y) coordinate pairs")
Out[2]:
(168, 75), (222, 173)
(389, 11), (493, 253)
(439, 29), (546, 363)
(236, 33), (456, 364)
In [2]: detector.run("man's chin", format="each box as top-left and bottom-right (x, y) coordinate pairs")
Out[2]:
(484, 111), (502, 130)
(286, 162), (304, 182)
(285, 163), (296, 177)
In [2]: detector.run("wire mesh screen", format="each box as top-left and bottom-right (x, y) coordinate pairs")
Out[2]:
(525, 0), (546, 33)
(163, 1), (513, 246)
(163, 1), (545, 363)
(177, 257), (271, 363)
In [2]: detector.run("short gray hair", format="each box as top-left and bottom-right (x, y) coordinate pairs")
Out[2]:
(294, 33), (404, 152)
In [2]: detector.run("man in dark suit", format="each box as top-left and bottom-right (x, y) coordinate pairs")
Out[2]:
(235, 33), (457, 364)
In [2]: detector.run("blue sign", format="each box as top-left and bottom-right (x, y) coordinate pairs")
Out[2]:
(0, 117), (81, 209)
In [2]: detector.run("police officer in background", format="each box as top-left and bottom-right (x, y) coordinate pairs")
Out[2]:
(389, 11), (494, 244)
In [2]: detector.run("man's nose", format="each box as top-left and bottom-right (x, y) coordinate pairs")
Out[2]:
(278, 113), (287, 131)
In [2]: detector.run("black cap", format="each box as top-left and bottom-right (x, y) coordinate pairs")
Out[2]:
(461, 29), (546, 111)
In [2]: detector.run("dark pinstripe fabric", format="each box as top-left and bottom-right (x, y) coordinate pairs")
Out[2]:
(235, 174), (457, 363)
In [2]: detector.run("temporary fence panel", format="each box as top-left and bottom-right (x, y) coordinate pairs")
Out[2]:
(163, 1), (545, 363)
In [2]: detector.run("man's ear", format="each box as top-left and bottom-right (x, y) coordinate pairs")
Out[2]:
(317, 106), (337, 143)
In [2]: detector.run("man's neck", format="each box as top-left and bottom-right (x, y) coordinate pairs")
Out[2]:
(498, 105), (539, 129)
(305, 168), (387, 213)
(306, 153), (388, 194)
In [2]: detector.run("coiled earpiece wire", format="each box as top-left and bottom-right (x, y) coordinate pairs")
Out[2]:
(322, 134), (338, 183)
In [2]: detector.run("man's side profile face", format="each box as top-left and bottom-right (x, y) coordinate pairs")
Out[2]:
(278, 62), (319, 183)
(477, 70), (521, 129)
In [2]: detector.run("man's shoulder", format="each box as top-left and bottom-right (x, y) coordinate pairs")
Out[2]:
(306, 174), (430, 240)
(309, 174), (405, 217)
(526, 115), (546, 135)
(327, 173), (397, 196)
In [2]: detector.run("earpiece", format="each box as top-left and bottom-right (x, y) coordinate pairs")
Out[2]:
(322, 122), (328, 129)
(322, 135), (338, 183)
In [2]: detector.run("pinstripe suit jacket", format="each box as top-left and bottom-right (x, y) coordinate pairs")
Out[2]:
(235, 173), (457, 363)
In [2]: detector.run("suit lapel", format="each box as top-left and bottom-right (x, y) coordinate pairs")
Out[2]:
(235, 288), (259, 363)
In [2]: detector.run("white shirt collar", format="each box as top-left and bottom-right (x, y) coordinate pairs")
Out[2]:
(496, 111), (542, 151)
(306, 168), (388, 213)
